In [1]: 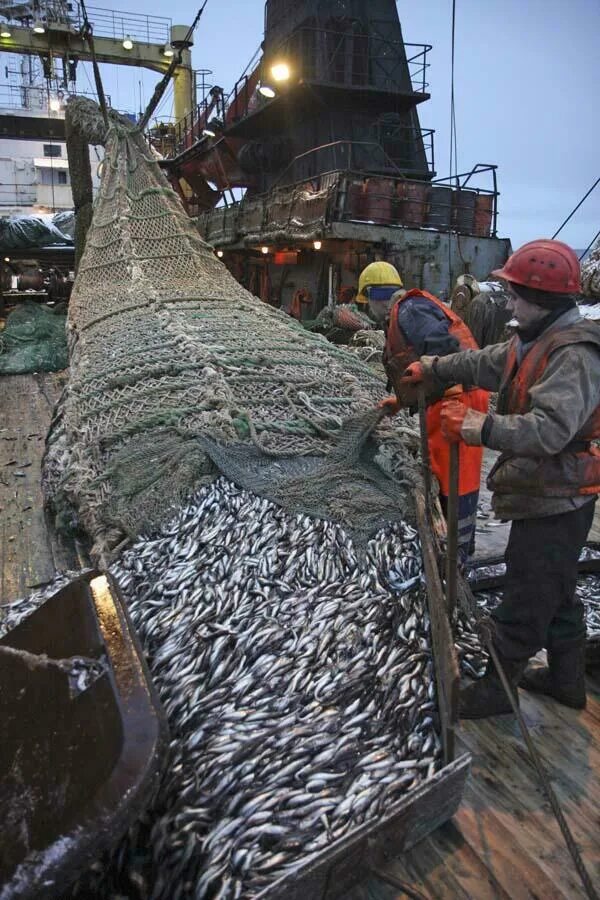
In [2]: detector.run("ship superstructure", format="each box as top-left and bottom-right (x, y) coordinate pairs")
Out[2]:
(158, 0), (510, 312)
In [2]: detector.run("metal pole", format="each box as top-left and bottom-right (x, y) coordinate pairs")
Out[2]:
(445, 441), (459, 616)
(417, 384), (432, 511)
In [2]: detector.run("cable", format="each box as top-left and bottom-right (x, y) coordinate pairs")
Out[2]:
(138, 1), (209, 132)
(79, 0), (109, 127)
(447, 0), (458, 289)
(552, 176), (600, 239)
(579, 226), (600, 261)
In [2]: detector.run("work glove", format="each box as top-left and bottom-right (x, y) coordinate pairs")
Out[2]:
(399, 355), (438, 387)
(440, 399), (488, 445)
(377, 396), (402, 416)
(386, 354), (445, 407)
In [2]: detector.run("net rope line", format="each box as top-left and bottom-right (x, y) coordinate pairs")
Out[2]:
(45, 98), (422, 564)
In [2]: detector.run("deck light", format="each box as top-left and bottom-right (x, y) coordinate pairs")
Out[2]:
(122, 35), (133, 50)
(4, 256), (10, 263)
(216, 249), (224, 258)
(261, 246), (269, 255)
(49, 96), (61, 112)
(271, 62), (290, 83)
(1, 26), (12, 38)
(202, 127), (216, 138)
(32, 19), (45, 33)
(258, 83), (276, 99)
(313, 240), (322, 250)
(163, 43), (174, 58)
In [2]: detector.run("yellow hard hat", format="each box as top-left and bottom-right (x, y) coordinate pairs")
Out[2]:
(357, 261), (403, 301)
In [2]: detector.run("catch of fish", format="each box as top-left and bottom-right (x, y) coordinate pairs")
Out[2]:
(3, 476), (441, 899)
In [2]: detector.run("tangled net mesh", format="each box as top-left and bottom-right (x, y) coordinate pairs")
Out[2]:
(582, 236), (600, 300)
(44, 98), (421, 564)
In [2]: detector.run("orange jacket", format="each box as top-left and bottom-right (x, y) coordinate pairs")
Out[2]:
(385, 288), (489, 520)
(489, 322), (600, 498)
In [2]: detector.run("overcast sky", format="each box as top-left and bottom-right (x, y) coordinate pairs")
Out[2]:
(94, 0), (599, 251)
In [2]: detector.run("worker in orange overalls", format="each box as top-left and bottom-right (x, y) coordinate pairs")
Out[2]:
(358, 261), (489, 563)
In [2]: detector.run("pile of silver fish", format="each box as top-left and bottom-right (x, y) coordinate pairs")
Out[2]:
(74, 476), (438, 899)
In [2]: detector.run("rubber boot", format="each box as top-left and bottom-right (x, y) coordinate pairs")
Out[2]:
(520, 641), (587, 709)
(460, 652), (528, 720)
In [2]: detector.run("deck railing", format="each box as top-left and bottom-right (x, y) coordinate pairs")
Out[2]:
(195, 165), (499, 245)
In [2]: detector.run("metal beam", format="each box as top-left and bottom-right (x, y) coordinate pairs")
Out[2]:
(0, 24), (194, 119)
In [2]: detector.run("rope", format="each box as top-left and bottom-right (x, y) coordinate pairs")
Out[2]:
(79, 0), (109, 129)
(552, 176), (600, 240)
(460, 582), (599, 900)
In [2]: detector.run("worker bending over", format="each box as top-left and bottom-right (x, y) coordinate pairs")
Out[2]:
(402, 239), (600, 717)
(360, 261), (488, 563)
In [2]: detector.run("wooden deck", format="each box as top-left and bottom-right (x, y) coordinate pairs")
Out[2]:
(1, 373), (599, 898)
(0, 372), (80, 604)
(358, 677), (600, 899)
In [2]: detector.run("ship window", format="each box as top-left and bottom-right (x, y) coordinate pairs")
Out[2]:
(57, 170), (68, 185)
(43, 144), (62, 158)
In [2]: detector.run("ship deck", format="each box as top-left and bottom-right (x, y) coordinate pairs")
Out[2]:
(1, 371), (599, 899)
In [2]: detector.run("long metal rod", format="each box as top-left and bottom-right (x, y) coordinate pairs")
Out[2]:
(417, 384), (432, 512)
(445, 441), (459, 615)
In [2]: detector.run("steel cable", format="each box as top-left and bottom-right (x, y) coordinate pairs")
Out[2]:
(552, 176), (600, 240)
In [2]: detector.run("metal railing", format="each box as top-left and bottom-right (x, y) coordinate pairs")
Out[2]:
(70, 5), (171, 44)
(433, 164), (499, 238)
(0, 2), (171, 45)
(266, 27), (430, 95)
(162, 84), (226, 158)
(270, 139), (434, 187)
(196, 166), (499, 245)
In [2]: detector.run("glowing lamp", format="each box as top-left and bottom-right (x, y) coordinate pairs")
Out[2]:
(258, 83), (276, 99)
(271, 62), (290, 82)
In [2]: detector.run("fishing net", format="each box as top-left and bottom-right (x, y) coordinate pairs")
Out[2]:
(0, 300), (68, 375)
(44, 98), (421, 563)
(305, 302), (374, 338)
(581, 236), (600, 300)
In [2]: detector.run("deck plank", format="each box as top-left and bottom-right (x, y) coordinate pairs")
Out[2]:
(0, 372), (79, 604)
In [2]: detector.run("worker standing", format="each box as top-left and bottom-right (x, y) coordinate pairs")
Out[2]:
(362, 261), (488, 563)
(401, 239), (600, 717)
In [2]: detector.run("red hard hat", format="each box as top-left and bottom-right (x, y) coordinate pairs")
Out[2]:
(492, 239), (581, 294)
